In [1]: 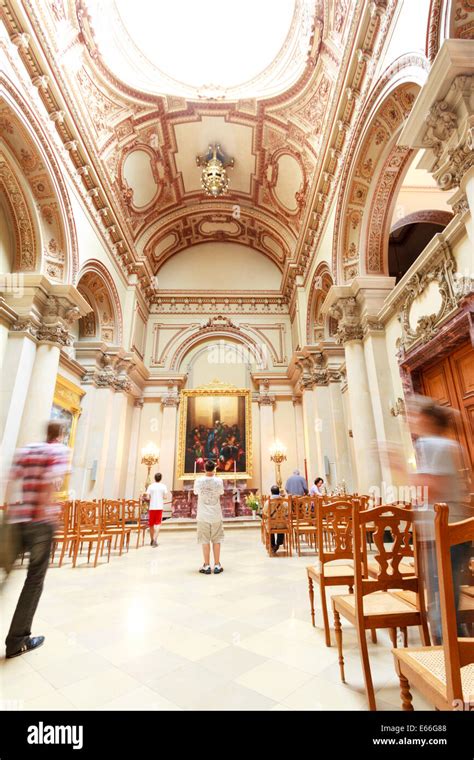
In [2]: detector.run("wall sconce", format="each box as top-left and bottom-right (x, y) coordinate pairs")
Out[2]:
(141, 441), (160, 490)
(389, 398), (406, 417)
(270, 439), (287, 490)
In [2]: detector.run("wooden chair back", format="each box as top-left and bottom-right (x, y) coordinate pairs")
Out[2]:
(76, 501), (102, 535)
(265, 497), (291, 526)
(352, 504), (422, 602)
(434, 503), (474, 705)
(317, 500), (354, 566)
(103, 499), (123, 527)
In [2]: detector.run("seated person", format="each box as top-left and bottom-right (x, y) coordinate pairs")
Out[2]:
(310, 477), (325, 496)
(265, 484), (285, 554)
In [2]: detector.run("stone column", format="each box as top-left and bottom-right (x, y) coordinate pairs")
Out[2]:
(327, 367), (353, 491)
(159, 393), (180, 491)
(292, 395), (306, 474)
(70, 380), (96, 499)
(362, 319), (405, 485)
(257, 386), (276, 494)
(125, 398), (144, 498)
(329, 297), (382, 494)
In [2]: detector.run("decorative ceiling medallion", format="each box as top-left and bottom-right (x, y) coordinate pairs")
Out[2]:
(196, 145), (234, 198)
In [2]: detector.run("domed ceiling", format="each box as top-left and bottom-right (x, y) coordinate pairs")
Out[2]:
(3, 0), (392, 304)
(87, 0), (315, 100)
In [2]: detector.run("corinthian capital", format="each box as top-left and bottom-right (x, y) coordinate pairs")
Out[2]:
(329, 296), (363, 344)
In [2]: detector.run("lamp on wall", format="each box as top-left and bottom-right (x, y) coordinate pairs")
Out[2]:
(269, 439), (287, 490)
(141, 442), (160, 490)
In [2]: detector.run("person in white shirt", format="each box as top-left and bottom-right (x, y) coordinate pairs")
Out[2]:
(193, 460), (224, 574)
(309, 477), (325, 496)
(144, 473), (169, 547)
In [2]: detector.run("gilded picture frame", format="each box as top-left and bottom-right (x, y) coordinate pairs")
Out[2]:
(50, 374), (85, 496)
(177, 383), (252, 480)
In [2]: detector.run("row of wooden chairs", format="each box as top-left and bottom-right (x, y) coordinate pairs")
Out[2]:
(260, 493), (374, 558)
(51, 499), (149, 568)
(304, 499), (473, 710)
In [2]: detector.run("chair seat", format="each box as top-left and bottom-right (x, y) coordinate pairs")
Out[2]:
(394, 646), (474, 702)
(308, 562), (354, 579)
(367, 558), (416, 578)
(334, 590), (418, 618)
(75, 533), (107, 541)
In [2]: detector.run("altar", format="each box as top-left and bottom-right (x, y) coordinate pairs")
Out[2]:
(171, 481), (256, 519)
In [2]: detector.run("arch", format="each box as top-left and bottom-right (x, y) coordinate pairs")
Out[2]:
(306, 262), (334, 343)
(0, 149), (38, 271)
(332, 56), (429, 283)
(390, 209), (453, 234)
(426, 1), (474, 64)
(76, 260), (123, 344)
(169, 318), (269, 372)
(0, 76), (79, 282)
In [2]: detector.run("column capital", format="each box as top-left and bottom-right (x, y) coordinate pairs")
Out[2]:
(161, 394), (180, 408)
(256, 393), (276, 407)
(399, 40), (474, 192)
(75, 343), (137, 394)
(328, 296), (364, 345)
(6, 277), (90, 348)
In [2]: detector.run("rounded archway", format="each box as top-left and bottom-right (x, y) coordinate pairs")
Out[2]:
(76, 261), (123, 345)
(388, 210), (453, 282)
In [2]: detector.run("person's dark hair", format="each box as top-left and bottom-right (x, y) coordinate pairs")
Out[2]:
(154, 473), (162, 482)
(47, 420), (65, 442)
(419, 402), (452, 431)
(205, 460), (216, 472)
(270, 485), (280, 495)
(315, 477), (324, 486)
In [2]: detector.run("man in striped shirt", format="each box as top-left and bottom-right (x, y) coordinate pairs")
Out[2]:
(4, 421), (70, 659)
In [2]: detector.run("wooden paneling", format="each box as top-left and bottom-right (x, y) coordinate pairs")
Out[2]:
(421, 341), (474, 479)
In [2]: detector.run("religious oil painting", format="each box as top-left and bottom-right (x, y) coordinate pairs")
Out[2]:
(177, 385), (252, 480)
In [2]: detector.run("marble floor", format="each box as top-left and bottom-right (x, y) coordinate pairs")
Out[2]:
(0, 529), (433, 711)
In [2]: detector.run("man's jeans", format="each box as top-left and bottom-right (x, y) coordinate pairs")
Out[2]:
(5, 521), (54, 656)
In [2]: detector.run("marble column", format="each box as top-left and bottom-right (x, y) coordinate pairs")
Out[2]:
(327, 369), (353, 491)
(257, 390), (276, 494)
(103, 389), (130, 498)
(125, 398), (144, 498)
(313, 376), (335, 488)
(70, 381), (96, 499)
(343, 338), (381, 494)
(292, 396), (306, 475)
(0, 331), (36, 500)
(363, 323), (405, 485)
(300, 383), (319, 485)
(17, 342), (61, 447)
(159, 395), (180, 491)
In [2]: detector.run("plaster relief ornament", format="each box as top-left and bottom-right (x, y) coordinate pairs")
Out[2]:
(422, 101), (457, 158)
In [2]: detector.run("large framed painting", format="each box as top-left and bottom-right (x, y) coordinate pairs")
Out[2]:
(177, 384), (252, 480)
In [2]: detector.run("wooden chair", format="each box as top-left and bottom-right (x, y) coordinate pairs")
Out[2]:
(307, 500), (360, 647)
(367, 502), (415, 580)
(331, 503), (431, 710)
(124, 500), (148, 548)
(50, 501), (72, 567)
(262, 497), (292, 557)
(102, 499), (131, 556)
(292, 496), (317, 556)
(393, 504), (474, 711)
(71, 501), (113, 568)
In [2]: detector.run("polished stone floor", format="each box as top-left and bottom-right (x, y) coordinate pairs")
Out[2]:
(0, 529), (432, 711)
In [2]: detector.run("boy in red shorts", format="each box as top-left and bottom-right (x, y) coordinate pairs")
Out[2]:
(144, 473), (168, 547)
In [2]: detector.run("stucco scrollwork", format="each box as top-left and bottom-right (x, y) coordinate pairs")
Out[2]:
(329, 296), (364, 344)
(396, 242), (463, 355)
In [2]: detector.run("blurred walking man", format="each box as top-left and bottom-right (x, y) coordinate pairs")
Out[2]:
(4, 421), (70, 658)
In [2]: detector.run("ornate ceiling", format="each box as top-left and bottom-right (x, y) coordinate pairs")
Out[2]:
(2, 0), (399, 306)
